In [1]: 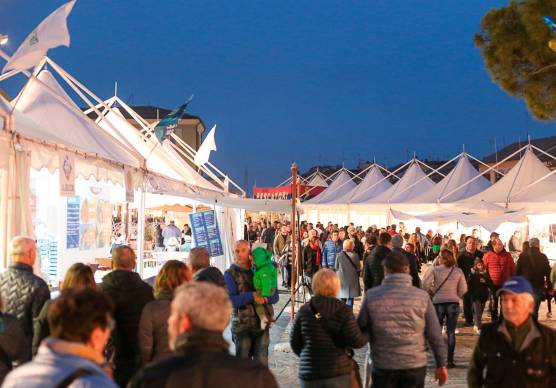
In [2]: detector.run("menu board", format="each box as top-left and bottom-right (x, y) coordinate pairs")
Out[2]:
(66, 197), (80, 249)
(189, 210), (224, 258)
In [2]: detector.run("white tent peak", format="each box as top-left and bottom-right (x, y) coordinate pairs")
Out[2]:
(306, 169), (356, 204)
(307, 170), (329, 187)
(410, 154), (490, 203)
(365, 161), (435, 203)
(459, 147), (556, 205)
(335, 164), (392, 204)
(13, 69), (140, 168)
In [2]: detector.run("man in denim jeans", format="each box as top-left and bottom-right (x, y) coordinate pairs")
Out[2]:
(225, 240), (279, 366)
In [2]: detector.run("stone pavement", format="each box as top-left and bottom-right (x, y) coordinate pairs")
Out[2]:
(266, 285), (556, 388)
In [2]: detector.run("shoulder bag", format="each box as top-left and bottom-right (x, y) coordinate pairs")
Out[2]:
(429, 267), (455, 300)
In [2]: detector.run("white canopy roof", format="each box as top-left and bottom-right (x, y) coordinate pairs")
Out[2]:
(97, 108), (219, 192)
(410, 154), (490, 203)
(334, 165), (392, 204)
(307, 171), (328, 187)
(13, 70), (140, 170)
(364, 161), (435, 203)
(306, 170), (356, 204)
(459, 148), (556, 205)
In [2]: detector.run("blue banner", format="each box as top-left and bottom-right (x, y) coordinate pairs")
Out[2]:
(189, 210), (224, 258)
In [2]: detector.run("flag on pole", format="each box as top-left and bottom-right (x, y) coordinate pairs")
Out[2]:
(2, 1), (76, 74)
(154, 95), (193, 143)
(194, 125), (217, 166)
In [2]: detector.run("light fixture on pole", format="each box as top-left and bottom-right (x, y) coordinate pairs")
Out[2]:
(0, 35), (8, 46)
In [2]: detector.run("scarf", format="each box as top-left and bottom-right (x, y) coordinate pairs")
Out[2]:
(310, 240), (321, 267)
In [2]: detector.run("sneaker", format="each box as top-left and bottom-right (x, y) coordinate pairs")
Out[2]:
(447, 361), (457, 369)
(473, 326), (481, 334)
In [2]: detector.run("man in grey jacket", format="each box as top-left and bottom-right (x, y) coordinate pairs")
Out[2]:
(358, 251), (448, 387)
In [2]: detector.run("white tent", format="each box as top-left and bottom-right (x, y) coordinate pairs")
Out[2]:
(364, 161), (435, 203)
(410, 154), (490, 203)
(333, 165), (392, 204)
(13, 70), (141, 182)
(307, 170), (328, 187)
(459, 148), (556, 207)
(97, 107), (220, 192)
(306, 169), (356, 204)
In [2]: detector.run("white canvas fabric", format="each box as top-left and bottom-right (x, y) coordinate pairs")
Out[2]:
(410, 155), (490, 203)
(459, 148), (556, 205)
(98, 107), (219, 192)
(306, 170), (356, 204)
(13, 70), (140, 168)
(333, 165), (392, 204)
(307, 171), (328, 187)
(364, 162), (435, 203)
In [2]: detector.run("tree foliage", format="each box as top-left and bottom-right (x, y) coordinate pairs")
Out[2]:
(475, 0), (556, 120)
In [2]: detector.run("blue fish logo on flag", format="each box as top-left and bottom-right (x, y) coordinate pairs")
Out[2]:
(154, 95), (194, 143)
(544, 16), (556, 33)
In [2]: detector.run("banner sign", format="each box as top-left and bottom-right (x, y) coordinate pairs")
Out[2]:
(59, 153), (75, 196)
(189, 210), (224, 258)
(66, 196), (80, 249)
(124, 167), (134, 203)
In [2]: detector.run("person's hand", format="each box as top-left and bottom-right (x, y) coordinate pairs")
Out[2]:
(435, 367), (448, 386)
(252, 292), (265, 304)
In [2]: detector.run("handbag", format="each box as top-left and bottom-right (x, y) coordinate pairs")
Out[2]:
(309, 301), (362, 388)
(428, 267), (455, 300)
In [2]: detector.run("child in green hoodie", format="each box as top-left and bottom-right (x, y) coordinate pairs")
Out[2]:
(252, 247), (278, 330)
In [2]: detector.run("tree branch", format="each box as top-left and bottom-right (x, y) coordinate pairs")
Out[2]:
(528, 63), (556, 76)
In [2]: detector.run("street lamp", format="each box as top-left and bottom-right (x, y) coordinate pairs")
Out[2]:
(0, 34), (7, 46)
(550, 39), (556, 53)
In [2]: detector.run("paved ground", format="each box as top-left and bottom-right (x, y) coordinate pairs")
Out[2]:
(265, 275), (556, 387)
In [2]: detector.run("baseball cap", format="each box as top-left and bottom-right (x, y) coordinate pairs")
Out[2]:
(496, 276), (534, 297)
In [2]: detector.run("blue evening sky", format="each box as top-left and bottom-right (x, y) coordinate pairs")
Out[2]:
(0, 1), (553, 190)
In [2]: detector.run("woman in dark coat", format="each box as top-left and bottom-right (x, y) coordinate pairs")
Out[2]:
(32, 263), (96, 355)
(138, 260), (191, 365)
(290, 268), (367, 388)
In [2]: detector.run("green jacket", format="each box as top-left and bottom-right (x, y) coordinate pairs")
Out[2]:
(468, 319), (556, 388)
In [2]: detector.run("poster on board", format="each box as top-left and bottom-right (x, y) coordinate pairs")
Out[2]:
(189, 210), (224, 258)
(66, 196), (80, 249)
(59, 153), (75, 197)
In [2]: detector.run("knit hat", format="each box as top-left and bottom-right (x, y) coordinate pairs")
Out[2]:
(392, 234), (404, 249)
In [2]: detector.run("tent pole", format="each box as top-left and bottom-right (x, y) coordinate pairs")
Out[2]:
(290, 163), (298, 320)
(137, 186), (146, 278)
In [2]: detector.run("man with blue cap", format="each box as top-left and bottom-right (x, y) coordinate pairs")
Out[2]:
(468, 276), (556, 387)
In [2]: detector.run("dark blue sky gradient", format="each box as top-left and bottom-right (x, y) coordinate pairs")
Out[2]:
(1, 1), (553, 189)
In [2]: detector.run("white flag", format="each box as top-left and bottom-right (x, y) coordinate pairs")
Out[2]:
(194, 125), (217, 166)
(2, 1), (76, 74)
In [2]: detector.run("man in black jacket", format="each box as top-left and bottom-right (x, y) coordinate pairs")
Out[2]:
(100, 245), (153, 387)
(0, 236), (49, 358)
(129, 282), (278, 388)
(391, 235), (420, 288)
(468, 276), (556, 387)
(363, 232), (392, 291)
(516, 238), (551, 320)
(457, 237), (484, 326)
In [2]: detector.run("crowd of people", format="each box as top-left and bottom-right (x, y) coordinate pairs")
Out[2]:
(0, 218), (555, 387)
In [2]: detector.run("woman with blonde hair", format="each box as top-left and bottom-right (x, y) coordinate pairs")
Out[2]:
(422, 249), (467, 368)
(334, 239), (361, 308)
(138, 260), (191, 364)
(32, 263), (96, 355)
(290, 269), (367, 387)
